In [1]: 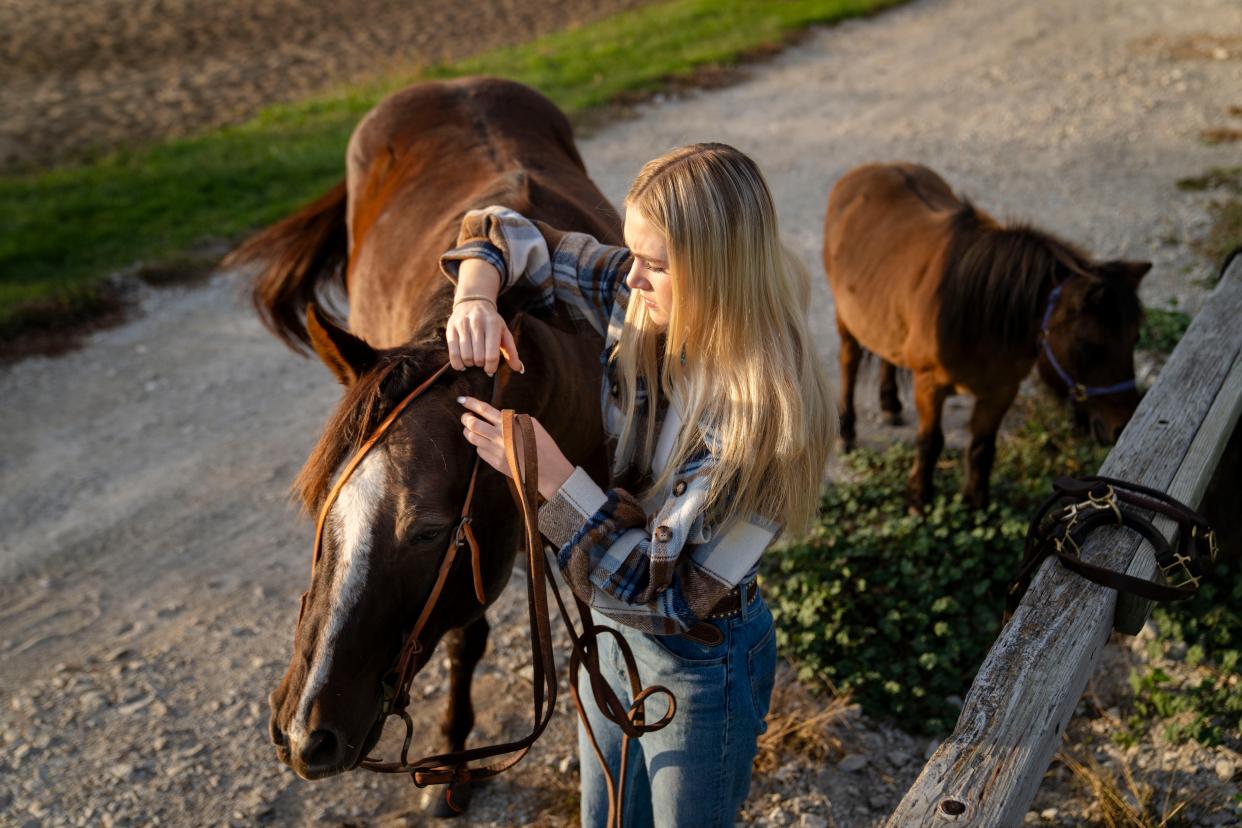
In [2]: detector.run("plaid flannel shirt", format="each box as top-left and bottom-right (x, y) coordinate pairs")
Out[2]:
(441, 205), (780, 634)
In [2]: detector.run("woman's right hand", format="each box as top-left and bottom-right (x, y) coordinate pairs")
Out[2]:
(447, 259), (524, 375)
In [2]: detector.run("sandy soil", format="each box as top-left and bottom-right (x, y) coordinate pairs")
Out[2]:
(2, 0), (1240, 826)
(0, 0), (657, 170)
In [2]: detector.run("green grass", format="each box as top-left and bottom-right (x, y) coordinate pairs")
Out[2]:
(0, 0), (902, 338)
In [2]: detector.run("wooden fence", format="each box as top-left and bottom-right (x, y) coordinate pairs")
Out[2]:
(887, 253), (1242, 827)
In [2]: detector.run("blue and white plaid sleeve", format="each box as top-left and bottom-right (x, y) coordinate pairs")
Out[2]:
(537, 466), (780, 635)
(440, 205), (632, 337)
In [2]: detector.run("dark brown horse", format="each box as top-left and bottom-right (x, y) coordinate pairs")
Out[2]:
(225, 76), (617, 815)
(824, 162), (1149, 509)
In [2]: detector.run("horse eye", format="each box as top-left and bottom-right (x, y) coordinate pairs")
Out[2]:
(410, 526), (449, 544)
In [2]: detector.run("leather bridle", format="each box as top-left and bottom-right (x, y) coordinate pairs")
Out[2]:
(294, 355), (676, 826)
(1039, 282), (1138, 402)
(1007, 475), (1217, 617)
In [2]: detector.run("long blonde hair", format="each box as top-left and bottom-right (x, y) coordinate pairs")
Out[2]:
(613, 143), (835, 537)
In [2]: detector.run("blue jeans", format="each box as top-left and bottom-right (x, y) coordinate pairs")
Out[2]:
(576, 592), (778, 828)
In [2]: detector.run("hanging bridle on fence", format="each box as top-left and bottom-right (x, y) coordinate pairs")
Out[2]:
(1007, 475), (1217, 617)
(297, 355), (676, 827)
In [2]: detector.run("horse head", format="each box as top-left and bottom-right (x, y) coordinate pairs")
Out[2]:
(268, 305), (604, 780)
(1037, 259), (1150, 444)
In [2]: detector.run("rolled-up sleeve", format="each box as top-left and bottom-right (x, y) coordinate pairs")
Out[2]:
(440, 205), (632, 336)
(537, 466), (780, 635)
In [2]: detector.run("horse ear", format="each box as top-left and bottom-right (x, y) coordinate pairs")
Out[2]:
(1112, 260), (1152, 288)
(306, 305), (377, 385)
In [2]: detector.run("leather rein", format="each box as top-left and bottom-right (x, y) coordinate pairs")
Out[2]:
(296, 357), (675, 825)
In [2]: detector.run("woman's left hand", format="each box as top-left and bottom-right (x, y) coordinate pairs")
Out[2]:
(458, 397), (575, 500)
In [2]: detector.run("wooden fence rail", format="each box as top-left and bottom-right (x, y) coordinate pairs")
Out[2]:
(887, 254), (1242, 827)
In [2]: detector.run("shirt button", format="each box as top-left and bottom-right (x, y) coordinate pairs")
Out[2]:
(672, 480), (687, 497)
(610, 381), (620, 398)
(654, 525), (672, 543)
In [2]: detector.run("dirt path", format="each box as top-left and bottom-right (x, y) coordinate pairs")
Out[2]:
(0, 0), (657, 170)
(3, 0), (1241, 825)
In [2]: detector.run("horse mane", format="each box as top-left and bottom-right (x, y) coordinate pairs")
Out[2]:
(937, 204), (1095, 354)
(294, 324), (446, 514)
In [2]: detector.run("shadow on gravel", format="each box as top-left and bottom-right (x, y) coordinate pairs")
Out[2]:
(0, 240), (231, 364)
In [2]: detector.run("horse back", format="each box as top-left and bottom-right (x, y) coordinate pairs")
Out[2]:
(344, 77), (621, 348)
(823, 163), (976, 371)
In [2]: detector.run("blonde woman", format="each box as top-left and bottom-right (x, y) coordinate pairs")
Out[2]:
(440, 143), (834, 827)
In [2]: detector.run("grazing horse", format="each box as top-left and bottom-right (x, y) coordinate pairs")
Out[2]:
(225, 76), (617, 815)
(824, 162), (1148, 509)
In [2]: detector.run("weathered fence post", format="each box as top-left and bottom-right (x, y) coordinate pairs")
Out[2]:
(886, 255), (1242, 827)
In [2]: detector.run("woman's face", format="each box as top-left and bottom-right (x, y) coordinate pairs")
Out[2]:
(623, 209), (674, 329)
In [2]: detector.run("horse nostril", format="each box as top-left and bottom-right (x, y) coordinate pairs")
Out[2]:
(300, 729), (343, 772)
(269, 716), (286, 748)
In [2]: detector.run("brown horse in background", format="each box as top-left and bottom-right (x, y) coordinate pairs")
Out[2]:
(824, 162), (1149, 510)
(225, 77), (616, 817)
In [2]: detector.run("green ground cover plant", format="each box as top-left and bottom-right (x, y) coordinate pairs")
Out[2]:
(1120, 546), (1242, 748)
(1138, 307), (1192, 354)
(766, 361), (1239, 745)
(763, 395), (1109, 734)
(0, 0), (901, 339)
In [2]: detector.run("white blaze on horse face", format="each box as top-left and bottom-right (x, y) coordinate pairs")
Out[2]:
(288, 451), (387, 747)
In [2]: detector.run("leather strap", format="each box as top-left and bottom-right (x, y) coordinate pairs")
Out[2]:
(362, 411), (562, 785)
(312, 360), (678, 825)
(701, 580), (760, 620)
(1007, 475), (1217, 617)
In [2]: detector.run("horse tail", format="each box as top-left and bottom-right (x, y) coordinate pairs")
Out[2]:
(223, 180), (348, 354)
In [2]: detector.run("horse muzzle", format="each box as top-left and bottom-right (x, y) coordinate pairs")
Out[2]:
(268, 689), (385, 780)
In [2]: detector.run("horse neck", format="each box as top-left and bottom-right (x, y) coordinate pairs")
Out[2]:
(503, 321), (606, 474)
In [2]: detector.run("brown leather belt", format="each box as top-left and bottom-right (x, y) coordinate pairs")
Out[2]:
(703, 579), (760, 620)
(677, 581), (760, 645)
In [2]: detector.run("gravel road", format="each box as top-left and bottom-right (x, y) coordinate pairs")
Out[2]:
(2, 0), (1240, 825)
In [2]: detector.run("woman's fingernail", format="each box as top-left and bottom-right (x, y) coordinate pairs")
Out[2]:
(518, 364), (526, 374)
(456, 396), (466, 404)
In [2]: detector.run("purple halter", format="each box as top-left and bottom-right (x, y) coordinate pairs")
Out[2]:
(1039, 283), (1138, 402)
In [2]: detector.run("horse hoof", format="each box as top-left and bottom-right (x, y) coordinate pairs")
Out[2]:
(838, 435), (857, 453)
(427, 782), (473, 819)
(882, 410), (904, 426)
